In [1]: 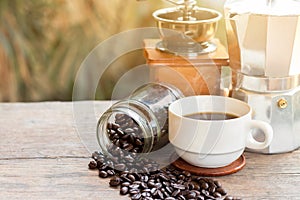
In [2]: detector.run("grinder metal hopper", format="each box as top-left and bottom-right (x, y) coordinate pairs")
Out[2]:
(152, 0), (222, 56)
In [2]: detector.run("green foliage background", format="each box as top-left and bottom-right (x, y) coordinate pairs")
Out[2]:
(0, 0), (164, 101)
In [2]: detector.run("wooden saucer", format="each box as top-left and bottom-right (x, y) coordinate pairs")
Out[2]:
(171, 154), (246, 177)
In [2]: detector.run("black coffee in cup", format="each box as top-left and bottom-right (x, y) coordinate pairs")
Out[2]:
(184, 112), (238, 120)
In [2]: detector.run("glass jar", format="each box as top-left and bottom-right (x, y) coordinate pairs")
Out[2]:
(97, 82), (184, 157)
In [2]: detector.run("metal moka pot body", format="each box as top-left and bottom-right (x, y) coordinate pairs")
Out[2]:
(225, 0), (300, 77)
(233, 73), (300, 153)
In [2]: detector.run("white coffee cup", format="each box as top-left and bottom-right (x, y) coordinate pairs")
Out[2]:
(168, 95), (273, 168)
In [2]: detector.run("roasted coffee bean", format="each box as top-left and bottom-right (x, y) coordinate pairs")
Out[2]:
(213, 191), (222, 198)
(122, 134), (130, 140)
(178, 174), (185, 180)
(172, 183), (185, 190)
(111, 123), (120, 130)
(165, 197), (176, 200)
(197, 195), (205, 200)
(107, 169), (115, 176)
(96, 156), (105, 164)
(158, 173), (169, 182)
(133, 181), (142, 186)
(115, 113), (124, 120)
(209, 185), (216, 193)
(120, 186), (129, 195)
(99, 170), (108, 178)
(142, 191), (150, 197)
(123, 144), (134, 151)
(135, 138), (143, 146)
(110, 156), (119, 164)
(156, 190), (164, 199)
(117, 128), (124, 135)
(180, 190), (189, 196)
(114, 139), (121, 147)
(214, 180), (221, 188)
(120, 122), (130, 129)
(171, 189), (180, 197)
(88, 160), (97, 169)
(193, 183), (200, 191)
(148, 181), (156, 188)
(124, 155), (135, 163)
(132, 173), (141, 180)
(91, 151), (102, 160)
(122, 142), (130, 150)
(121, 182), (130, 187)
(201, 189), (210, 196)
(112, 133), (119, 140)
(129, 168), (138, 174)
(142, 189), (151, 194)
(107, 122), (113, 129)
(144, 197), (153, 200)
(129, 188), (140, 195)
(124, 128), (134, 133)
(115, 163), (126, 171)
(141, 182), (148, 189)
(131, 193), (142, 200)
(109, 176), (121, 187)
(99, 163), (108, 171)
(201, 182), (209, 190)
(217, 187), (227, 195)
(187, 191), (196, 199)
(150, 187), (157, 195)
(129, 184), (140, 190)
(165, 186), (173, 194)
(127, 174), (136, 182)
(120, 176), (131, 183)
(128, 135), (135, 145)
(162, 181), (170, 187)
(141, 175), (149, 182)
(155, 182), (162, 189)
(182, 171), (191, 177)
(120, 170), (129, 175)
(163, 191), (170, 197)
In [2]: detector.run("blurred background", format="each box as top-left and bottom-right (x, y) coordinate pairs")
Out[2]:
(0, 0), (226, 102)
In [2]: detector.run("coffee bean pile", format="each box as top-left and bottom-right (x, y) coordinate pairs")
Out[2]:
(89, 151), (241, 200)
(90, 149), (159, 179)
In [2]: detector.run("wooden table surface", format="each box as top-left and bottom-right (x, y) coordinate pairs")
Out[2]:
(1, 101), (300, 200)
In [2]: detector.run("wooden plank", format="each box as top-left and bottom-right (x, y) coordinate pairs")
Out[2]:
(0, 155), (299, 199)
(0, 101), (113, 159)
(0, 102), (300, 199)
(218, 152), (300, 199)
(0, 157), (127, 199)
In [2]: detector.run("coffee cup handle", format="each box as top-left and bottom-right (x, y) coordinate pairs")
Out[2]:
(246, 120), (273, 150)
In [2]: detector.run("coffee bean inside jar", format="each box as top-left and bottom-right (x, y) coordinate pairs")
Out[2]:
(107, 114), (146, 154)
(97, 83), (184, 162)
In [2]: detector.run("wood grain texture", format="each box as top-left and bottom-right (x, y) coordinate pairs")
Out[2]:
(0, 101), (300, 199)
(143, 39), (229, 66)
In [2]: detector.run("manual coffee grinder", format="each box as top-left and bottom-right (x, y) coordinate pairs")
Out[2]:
(225, 0), (300, 153)
(144, 0), (230, 96)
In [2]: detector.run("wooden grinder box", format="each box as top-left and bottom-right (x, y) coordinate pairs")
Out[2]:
(144, 39), (229, 96)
